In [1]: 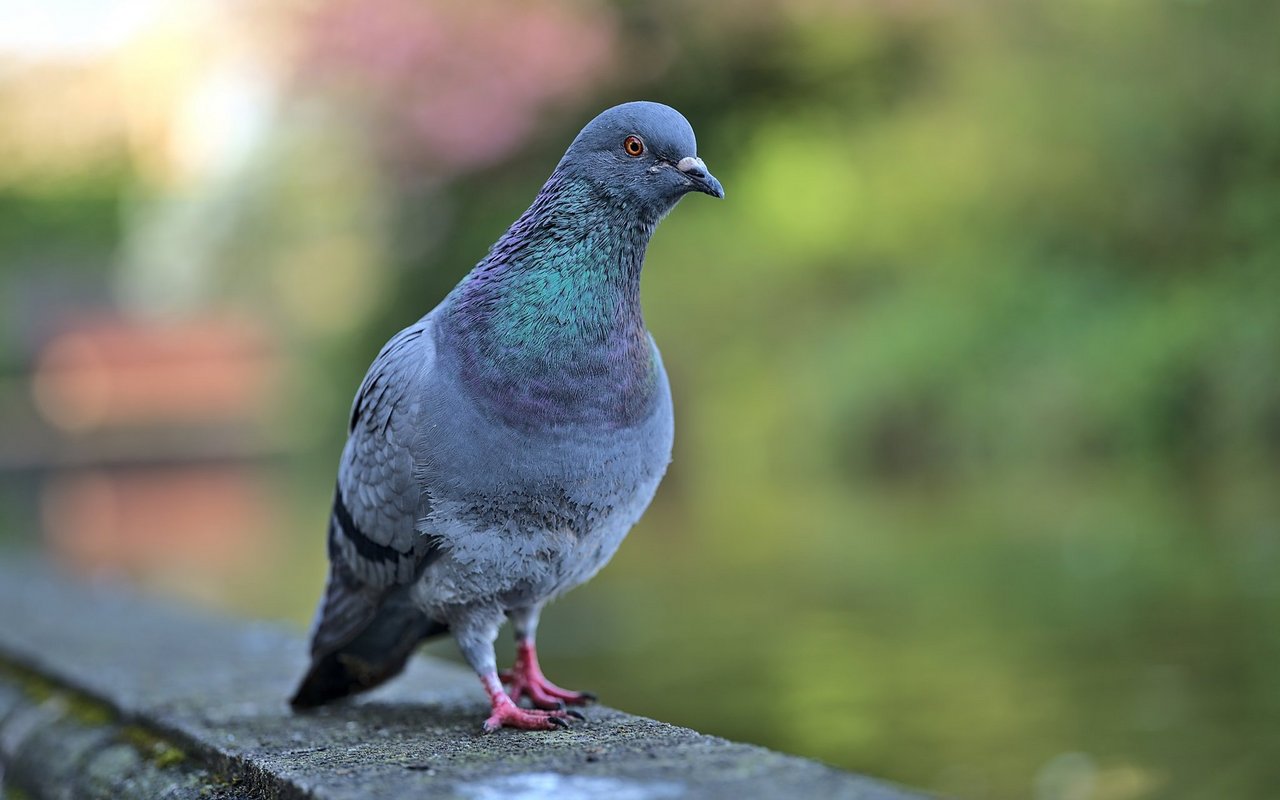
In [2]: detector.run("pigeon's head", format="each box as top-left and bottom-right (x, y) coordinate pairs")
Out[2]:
(557, 101), (724, 215)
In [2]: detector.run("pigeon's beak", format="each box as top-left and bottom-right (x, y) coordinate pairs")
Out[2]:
(677, 156), (725, 199)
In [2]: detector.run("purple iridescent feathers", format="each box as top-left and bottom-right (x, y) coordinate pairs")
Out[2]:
(442, 172), (660, 428)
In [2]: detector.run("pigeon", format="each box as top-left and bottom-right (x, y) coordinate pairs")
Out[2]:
(290, 101), (723, 732)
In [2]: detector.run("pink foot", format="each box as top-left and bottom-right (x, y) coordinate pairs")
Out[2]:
(499, 641), (597, 710)
(478, 672), (582, 733)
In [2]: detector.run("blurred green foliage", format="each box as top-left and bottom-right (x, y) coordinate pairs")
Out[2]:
(2, 1), (1278, 798)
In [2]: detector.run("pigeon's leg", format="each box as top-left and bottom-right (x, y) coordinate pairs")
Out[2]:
(454, 608), (578, 732)
(499, 605), (597, 710)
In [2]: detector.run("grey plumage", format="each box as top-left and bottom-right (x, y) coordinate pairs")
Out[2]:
(291, 101), (722, 730)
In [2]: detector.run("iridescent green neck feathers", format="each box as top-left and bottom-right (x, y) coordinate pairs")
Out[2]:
(441, 171), (662, 429)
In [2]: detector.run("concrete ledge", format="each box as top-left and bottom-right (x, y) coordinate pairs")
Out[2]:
(0, 560), (927, 799)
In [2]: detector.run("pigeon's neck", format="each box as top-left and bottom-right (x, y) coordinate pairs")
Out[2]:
(441, 170), (662, 429)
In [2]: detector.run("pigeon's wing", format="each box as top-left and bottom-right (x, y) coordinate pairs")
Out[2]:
(305, 318), (442, 660)
(296, 319), (445, 704)
(327, 320), (441, 594)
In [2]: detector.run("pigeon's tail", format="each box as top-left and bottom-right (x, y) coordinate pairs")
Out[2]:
(290, 602), (448, 709)
(290, 564), (447, 710)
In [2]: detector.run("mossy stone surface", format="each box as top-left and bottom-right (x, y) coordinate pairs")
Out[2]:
(0, 560), (926, 799)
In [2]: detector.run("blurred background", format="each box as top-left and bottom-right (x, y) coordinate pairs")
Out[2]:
(1, 0), (1278, 797)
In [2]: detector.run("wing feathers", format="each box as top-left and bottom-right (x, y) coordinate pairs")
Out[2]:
(295, 318), (447, 709)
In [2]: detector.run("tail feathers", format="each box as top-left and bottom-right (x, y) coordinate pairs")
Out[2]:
(291, 563), (447, 710)
(290, 650), (380, 710)
(291, 603), (447, 709)
(291, 648), (410, 709)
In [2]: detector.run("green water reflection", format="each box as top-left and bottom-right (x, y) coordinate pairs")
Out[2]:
(510, 466), (1280, 799)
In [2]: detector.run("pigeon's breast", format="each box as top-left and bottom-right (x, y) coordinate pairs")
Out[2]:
(456, 334), (661, 433)
(411, 332), (674, 608)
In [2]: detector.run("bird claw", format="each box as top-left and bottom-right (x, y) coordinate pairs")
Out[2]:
(512, 680), (596, 710)
(502, 641), (598, 710)
(481, 701), (576, 733)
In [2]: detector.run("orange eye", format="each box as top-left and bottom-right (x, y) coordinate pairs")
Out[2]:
(623, 135), (644, 157)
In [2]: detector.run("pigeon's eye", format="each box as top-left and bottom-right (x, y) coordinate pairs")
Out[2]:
(623, 136), (645, 157)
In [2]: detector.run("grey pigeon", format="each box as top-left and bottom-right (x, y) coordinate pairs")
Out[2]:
(290, 101), (723, 731)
